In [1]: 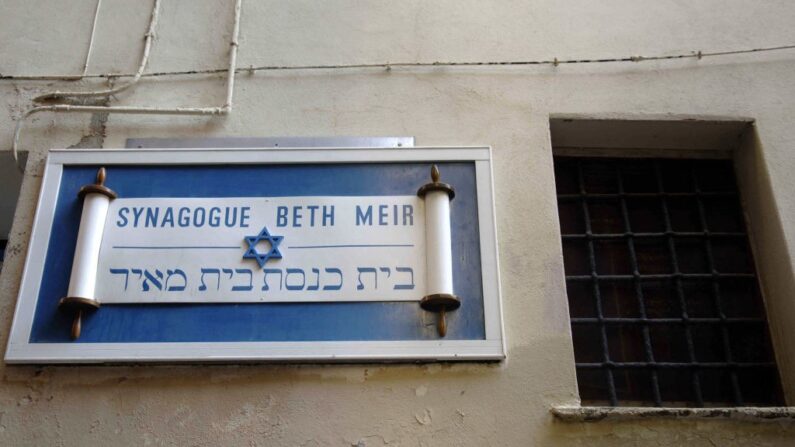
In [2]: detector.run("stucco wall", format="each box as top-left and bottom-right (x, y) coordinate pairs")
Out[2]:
(1, 1), (795, 445)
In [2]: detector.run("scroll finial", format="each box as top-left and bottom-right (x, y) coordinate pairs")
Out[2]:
(417, 164), (455, 200)
(96, 167), (106, 186)
(438, 310), (448, 337)
(71, 311), (82, 340)
(78, 167), (117, 200)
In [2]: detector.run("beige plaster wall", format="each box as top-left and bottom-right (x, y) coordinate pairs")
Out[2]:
(1, 0), (795, 445)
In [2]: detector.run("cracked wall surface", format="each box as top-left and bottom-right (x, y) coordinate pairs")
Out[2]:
(1, 0), (795, 445)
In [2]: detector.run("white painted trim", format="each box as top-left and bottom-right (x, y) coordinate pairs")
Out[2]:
(477, 154), (507, 356)
(475, 159), (503, 346)
(5, 147), (505, 363)
(7, 162), (62, 345)
(5, 340), (504, 363)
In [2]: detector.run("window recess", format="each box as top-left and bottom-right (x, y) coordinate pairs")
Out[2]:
(555, 156), (784, 407)
(0, 239), (6, 269)
(0, 151), (25, 274)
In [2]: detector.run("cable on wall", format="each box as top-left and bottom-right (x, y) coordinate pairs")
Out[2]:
(81, 0), (104, 78)
(2, 44), (794, 82)
(11, 0), (242, 173)
(5, 1), (795, 173)
(33, 0), (161, 102)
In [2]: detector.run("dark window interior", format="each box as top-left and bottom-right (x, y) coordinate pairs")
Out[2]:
(555, 156), (784, 407)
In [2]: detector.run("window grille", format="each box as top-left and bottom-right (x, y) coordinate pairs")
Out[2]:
(555, 156), (784, 407)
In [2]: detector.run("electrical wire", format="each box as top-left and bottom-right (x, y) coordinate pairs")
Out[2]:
(81, 0), (104, 77)
(33, 0), (161, 102)
(11, 0), (242, 173)
(5, 3), (795, 174)
(2, 44), (794, 82)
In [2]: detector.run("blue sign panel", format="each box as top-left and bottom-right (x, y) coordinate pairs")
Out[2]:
(6, 148), (504, 363)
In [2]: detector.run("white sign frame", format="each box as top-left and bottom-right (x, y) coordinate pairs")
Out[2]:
(5, 147), (505, 363)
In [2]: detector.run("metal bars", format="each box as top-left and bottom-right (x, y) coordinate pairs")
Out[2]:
(556, 156), (783, 407)
(575, 161), (619, 405)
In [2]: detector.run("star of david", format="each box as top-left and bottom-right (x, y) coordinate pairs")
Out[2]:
(243, 226), (284, 267)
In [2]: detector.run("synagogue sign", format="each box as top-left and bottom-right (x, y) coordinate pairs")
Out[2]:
(5, 147), (504, 363)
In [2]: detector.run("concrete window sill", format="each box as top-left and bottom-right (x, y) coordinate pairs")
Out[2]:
(551, 406), (795, 423)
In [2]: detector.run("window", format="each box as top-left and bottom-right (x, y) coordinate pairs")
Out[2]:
(555, 156), (784, 407)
